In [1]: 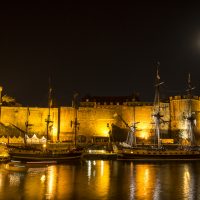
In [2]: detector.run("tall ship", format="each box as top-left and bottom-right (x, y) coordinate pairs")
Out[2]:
(117, 68), (200, 161)
(8, 83), (82, 163)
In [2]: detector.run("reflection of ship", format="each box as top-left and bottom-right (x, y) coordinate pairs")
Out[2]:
(118, 68), (200, 161)
(8, 82), (82, 163)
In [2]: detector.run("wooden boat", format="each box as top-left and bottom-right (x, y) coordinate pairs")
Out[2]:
(8, 145), (82, 163)
(7, 85), (82, 163)
(3, 161), (28, 172)
(117, 147), (200, 161)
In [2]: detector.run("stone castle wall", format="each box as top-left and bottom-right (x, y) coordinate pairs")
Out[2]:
(0, 107), (58, 141)
(0, 96), (200, 144)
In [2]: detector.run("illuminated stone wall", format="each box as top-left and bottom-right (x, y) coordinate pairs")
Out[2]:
(1, 106), (58, 142)
(1, 96), (200, 144)
(75, 103), (162, 142)
(78, 106), (116, 138)
(120, 105), (153, 139)
(59, 107), (74, 141)
(0, 103), (158, 143)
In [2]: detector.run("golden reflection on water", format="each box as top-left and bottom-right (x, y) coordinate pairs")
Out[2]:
(134, 164), (155, 199)
(46, 166), (57, 199)
(0, 173), (3, 189)
(129, 162), (135, 199)
(128, 163), (195, 200)
(8, 173), (21, 186)
(96, 160), (110, 195)
(0, 161), (200, 199)
(183, 165), (190, 198)
(87, 160), (110, 198)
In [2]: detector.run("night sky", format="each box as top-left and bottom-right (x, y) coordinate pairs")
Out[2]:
(1, 2), (200, 106)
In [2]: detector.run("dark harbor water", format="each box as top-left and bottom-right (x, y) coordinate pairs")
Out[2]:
(1, 160), (200, 200)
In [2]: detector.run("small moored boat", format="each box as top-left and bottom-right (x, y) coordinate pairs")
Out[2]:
(8, 145), (82, 163)
(4, 161), (28, 172)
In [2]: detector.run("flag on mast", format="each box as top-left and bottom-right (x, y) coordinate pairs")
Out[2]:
(156, 68), (160, 80)
(156, 61), (160, 80)
(188, 73), (191, 85)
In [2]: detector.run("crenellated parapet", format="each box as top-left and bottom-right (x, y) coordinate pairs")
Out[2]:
(169, 95), (200, 101)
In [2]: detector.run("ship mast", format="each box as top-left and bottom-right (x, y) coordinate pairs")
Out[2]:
(24, 107), (31, 146)
(45, 78), (53, 143)
(185, 73), (196, 146)
(71, 92), (79, 147)
(113, 113), (139, 147)
(152, 65), (164, 148)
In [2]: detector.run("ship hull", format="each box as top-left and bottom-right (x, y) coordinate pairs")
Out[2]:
(111, 124), (129, 142)
(9, 150), (82, 163)
(117, 149), (200, 161)
(0, 156), (10, 163)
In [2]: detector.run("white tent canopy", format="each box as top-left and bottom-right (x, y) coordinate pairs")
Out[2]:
(26, 134), (47, 144)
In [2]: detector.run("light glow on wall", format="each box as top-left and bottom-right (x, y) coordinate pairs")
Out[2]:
(96, 123), (110, 137)
(52, 126), (57, 136)
(137, 123), (151, 139)
(137, 131), (150, 139)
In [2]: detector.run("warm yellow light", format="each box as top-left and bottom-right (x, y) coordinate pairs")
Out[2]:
(52, 126), (57, 136)
(136, 123), (151, 139)
(40, 175), (46, 182)
(103, 128), (109, 136)
(96, 124), (110, 137)
(183, 165), (190, 196)
(43, 144), (46, 148)
(95, 161), (110, 196)
(138, 131), (149, 139)
(47, 166), (56, 197)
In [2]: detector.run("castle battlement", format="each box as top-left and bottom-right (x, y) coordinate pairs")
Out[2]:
(169, 95), (200, 100)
